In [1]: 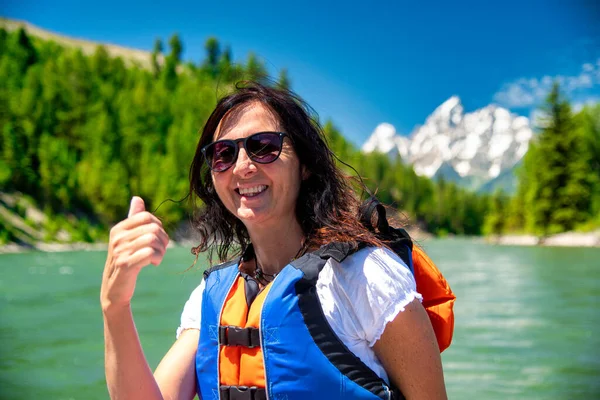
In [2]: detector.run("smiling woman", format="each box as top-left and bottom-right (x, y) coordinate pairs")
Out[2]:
(100, 81), (448, 400)
(207, 106), (304, 233)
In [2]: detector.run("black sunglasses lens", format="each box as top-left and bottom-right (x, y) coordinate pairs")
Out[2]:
(246, 133), (283, 163)
(205, 133), (285, 171)
(208, 141), (237, 172)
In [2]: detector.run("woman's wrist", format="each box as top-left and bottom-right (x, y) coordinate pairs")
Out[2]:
(102, 300), (133, 319)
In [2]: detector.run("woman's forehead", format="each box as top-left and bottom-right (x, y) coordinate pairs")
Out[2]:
(214, 102), (281, 140)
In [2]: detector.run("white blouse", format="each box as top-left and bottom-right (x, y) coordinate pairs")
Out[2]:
(177, 246), (422, 384)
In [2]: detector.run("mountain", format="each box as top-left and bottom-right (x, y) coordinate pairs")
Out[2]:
(362, 96), (533, 192)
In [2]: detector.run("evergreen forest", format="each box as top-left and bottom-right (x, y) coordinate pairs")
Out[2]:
(1, 27), (598, 245)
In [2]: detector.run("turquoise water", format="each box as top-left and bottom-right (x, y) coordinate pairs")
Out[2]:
(0, 239), (598, 399)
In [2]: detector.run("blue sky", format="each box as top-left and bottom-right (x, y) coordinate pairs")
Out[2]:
(3, 0), (600, 145)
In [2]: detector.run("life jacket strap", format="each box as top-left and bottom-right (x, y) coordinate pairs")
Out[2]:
(219, 385), (266, 400)
(313, 242), (356, 263)
(219, 325), (261, 348)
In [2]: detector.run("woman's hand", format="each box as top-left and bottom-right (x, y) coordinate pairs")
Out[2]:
(101, 196), (170, 312)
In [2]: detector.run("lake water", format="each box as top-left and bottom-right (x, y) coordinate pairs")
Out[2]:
(0, 239), (598, 399)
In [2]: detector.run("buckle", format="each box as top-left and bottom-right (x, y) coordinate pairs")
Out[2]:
(218, 326), (260, 348)
(220, 386), (266, 400)
(228, 326), (251, 346)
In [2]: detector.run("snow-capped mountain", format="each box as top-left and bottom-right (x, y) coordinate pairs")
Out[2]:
(362, 96), (534, 191)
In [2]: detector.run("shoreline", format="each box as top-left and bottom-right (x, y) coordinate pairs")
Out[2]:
(2, 229), (599, 254)
(0, 240), (185, 254)
(486, 230), (600, 248)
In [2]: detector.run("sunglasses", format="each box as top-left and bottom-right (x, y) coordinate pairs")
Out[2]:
(202, 131), (289, 172)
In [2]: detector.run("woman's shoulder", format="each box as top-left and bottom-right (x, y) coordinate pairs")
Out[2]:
(320, 244), (417, 297)
(203, 258), (240, 279)
(340, 245), (410, 275)
(318, 244), (422, 346)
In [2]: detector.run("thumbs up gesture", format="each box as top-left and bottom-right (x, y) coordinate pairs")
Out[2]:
(101, 196), (170, 312)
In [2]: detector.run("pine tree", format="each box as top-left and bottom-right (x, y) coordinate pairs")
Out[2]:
(204, 37), (220, 71)
(483, 190), (508, 235)
(163, 34), (183, 90)
(524, 83), (593, 234)
(246, 53), (268, 83)
(151, 38), (163, 78)
(277, 68), (291, 90)
(168, 34), (183, 63)
(12, 28), (37, 74)
(574, 104), (600, 224)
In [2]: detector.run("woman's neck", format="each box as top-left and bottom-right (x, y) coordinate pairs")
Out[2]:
(246, 218), (305, 276)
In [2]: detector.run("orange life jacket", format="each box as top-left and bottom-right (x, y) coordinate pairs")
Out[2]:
(218, 275), (271, 387)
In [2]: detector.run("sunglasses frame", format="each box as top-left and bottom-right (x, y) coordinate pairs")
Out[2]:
(201, 131), (290, 172)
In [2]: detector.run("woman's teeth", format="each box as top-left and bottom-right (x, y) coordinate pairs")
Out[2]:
(238, 185), (267, 197)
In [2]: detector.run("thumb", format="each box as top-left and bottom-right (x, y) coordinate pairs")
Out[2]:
(128, 196), (146, 218)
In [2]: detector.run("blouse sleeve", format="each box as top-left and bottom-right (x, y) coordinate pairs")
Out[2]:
(175, 279), (206, 339)
(327, 247), (423, 347)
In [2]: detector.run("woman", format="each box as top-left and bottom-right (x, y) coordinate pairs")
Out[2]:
(101, 82), (447, 399)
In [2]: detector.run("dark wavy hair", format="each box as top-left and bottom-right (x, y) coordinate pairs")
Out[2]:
(189, 82), (382, 264)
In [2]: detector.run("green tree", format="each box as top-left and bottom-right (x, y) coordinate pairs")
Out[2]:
(151, 38), (163, 77)
(204, 37), (220, 70)
(483, 190), (508, 235)
(523, 83), (593, 234)
(12, 28), (37, 73)
(38, 133), (77, 208)
(277, 68), (291, 91)
(246, 53), (268, 83)
(168, 34), (183, 63)
(162, 34), (183, 90)
(575, 104), (600, 223)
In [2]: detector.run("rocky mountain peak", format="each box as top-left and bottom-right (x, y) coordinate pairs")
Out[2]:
(362, 98), (534, 191)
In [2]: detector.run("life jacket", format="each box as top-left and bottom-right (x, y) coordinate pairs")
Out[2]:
(196, 247), (401, 400)
(196, 198), (455, 399)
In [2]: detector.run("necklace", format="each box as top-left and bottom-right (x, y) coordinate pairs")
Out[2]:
(254, 243), (307, 285)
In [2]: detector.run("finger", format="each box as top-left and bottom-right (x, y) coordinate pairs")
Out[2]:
(109, 213), (160, 243)
(120, 211), (164, 231)
(132, 246), (165, 269)
(128, 196), (146, 218)
(110, 238), (165, 276)
(150, 250), (165, 266)
(114, 223), (170, 250)
(128, 232), (168, 258)
(125, 247), (159, 271)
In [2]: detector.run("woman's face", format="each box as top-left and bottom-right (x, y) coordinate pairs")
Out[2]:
(211, 102), (304, 230)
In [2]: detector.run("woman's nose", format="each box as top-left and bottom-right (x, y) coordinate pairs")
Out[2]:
(232, 147), (257, 176)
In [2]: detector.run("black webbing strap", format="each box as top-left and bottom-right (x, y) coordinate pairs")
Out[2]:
(219, 325), (261, 348)
(220, 386), (266, 400)
(313, 241), (355, 263)
(241, 272), (260, 308)
(359, 196), (391, 234)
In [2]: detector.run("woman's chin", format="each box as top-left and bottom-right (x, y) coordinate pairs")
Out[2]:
(236, 207), (263, 223)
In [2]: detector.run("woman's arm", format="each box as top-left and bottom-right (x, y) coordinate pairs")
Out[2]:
(103, 305), (164, 400)
(154, 329), (199, 400)
(372, 298), (447, 400)
(101, 197), (196, 400)
(103, 308), (198, 400)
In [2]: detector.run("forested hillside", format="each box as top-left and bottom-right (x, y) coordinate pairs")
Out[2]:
(5, 25), (594, 247)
